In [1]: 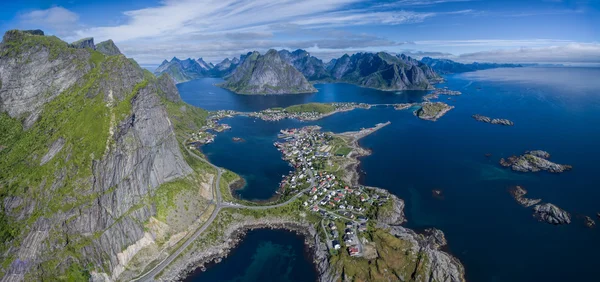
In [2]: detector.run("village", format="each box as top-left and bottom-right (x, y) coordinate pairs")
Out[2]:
(273, 125), (391, 257)
(247, 102), (372, 121)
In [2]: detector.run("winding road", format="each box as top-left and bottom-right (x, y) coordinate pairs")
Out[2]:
(132, 140), (312, 281)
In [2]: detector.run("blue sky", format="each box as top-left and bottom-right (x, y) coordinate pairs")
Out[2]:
(1, 0), (598, 65)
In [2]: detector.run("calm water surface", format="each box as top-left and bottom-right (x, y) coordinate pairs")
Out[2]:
(179, 67), (600, 282)
(184, 229), (316, 282)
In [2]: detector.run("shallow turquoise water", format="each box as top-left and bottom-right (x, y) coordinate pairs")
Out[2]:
(180, 67), (600, 281)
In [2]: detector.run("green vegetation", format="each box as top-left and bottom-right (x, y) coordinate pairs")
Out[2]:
(285, 103), (335, 114)
(162, 100), (208, 142)
(335, 146), (352, 156)
(1, 30), (72, 61)
(329, 228), (426, 282)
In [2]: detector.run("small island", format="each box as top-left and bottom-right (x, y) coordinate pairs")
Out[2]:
(533, 203), (571, 225)
(415, 102), (454, 121)
(509, 186), (541, 207)
(472, 114), (514, 126)
(500, 150), (572, 173)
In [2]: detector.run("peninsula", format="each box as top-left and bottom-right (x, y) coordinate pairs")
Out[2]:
(149, 122), (466, 282)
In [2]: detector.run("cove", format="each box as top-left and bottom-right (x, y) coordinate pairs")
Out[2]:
(183, 229), (317, 282)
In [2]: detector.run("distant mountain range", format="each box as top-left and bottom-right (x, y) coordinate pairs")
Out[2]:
(420, 57), (523, 74)
(154, 50), (523, 94)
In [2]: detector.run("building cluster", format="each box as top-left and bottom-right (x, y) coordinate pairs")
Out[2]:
(432, 87), (462, 96)
(248, 103), (371, 122)
(273, 125), (392, 258)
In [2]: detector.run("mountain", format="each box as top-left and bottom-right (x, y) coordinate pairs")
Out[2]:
(278, 49), (331, 81)
(221, 49), (317, 94)
(0, 30), (212, 281)
(329, 52), (439, 91)
(209, 57), (240, 77)
(95, 39), (122, 56)
(421, 57), (523, 74)
(196, 57), (212, 70)
(154, 57), (207, 83)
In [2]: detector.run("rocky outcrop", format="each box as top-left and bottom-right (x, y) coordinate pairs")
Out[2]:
(95, 40), (121, 56)
(0, 30), (92, 128)
(156, 73), (182, 103)
(379, 224), (466, 282)
(222, 49), (317, 94)
(584, 216), (595, 228)
(532, 203), (571, 225)
(500, 150), (572, 173)
(509, 186), (541, 207)
(69, 37), (95, 49)
(278, 49), (331, 81)
(415, 102), (454, 121)
(375, 194), (406, 225)
(154, 57), (207, 83)
(472, 114), (514, 126)
(421, 57), (522, 74)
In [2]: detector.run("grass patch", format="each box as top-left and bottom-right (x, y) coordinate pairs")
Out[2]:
(285, 103), (335, 114)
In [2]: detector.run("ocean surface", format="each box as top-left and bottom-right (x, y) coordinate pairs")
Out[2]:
(184, 229), (317, 282)
(179, 67), (600, 282)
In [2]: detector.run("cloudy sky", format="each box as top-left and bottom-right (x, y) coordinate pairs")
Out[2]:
(1, 0), (598, 65)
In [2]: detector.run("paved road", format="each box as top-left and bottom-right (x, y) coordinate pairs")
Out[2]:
(133, 140), (315, 281)
(132, 142), (223, 282)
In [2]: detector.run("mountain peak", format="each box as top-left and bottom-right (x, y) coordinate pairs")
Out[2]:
(96, 39), (121, 56)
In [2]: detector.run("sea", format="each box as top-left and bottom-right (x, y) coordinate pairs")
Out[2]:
(181, 67), (600, 282)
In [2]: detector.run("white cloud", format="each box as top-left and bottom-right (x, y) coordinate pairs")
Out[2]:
(456, 43), (600, 64)
(18, 7), (80, 37)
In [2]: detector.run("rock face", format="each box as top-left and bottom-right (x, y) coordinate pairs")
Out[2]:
(380, 224), (466, 282)
(69, 37), (95, 49)
(415, 102), (454, 121)
(472, 114), (514, 126)
(509, 186), (541, 207)
(0, 30), (92, 128)
(375, 194), (405, 225)
(500, 150), (572, 173)
(154, 57), (207, 83)
(533, 203), (571, 225)
(0, 30), (199, 280)
(278, 49), (331, 81)
(196, 57), (212, 70)
(222, 49), (317, 94)
(329, 52), (439, 91)
(95, 39), (122, 56)
(421, 57), (522, 74)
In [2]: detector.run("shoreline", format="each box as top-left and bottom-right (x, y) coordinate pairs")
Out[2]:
(158, 217), (334, 282)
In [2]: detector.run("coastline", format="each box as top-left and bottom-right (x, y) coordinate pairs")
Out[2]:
(157, 217), (336, 282)
(164, 120), (465, 282)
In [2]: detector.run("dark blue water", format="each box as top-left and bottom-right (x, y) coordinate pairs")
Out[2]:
(179, 67), (600, 282)
(184, 229), (317, 282)
(178, 77), (427, 112)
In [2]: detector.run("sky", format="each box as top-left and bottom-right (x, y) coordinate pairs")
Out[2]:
(0, 0), (598, 65)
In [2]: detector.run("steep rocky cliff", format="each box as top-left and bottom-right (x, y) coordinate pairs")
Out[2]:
(221, 49), (317, 94)
(330, 52), (437, 91)
(95, 40), (121, 56)
(0, 30), (211, 281)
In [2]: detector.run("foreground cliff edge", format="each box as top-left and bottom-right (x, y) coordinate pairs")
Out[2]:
(0, 30), (465, 282)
